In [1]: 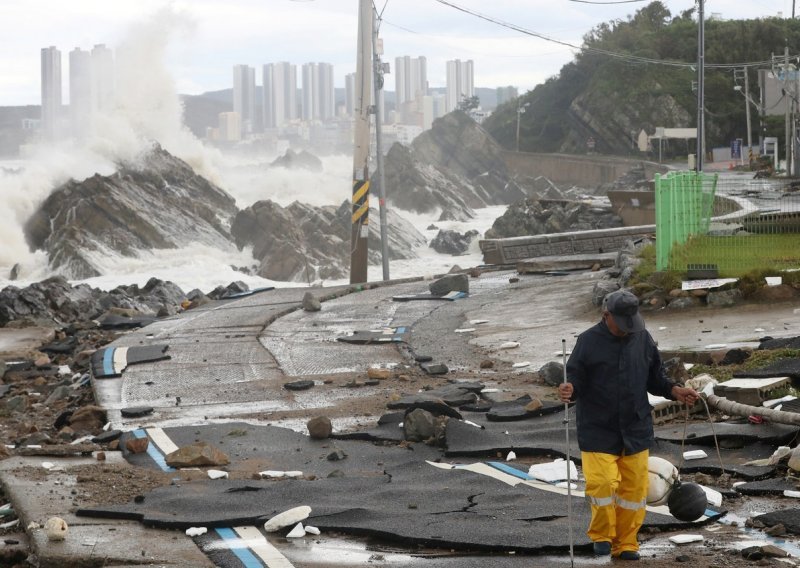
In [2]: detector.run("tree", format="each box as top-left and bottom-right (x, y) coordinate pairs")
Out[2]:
(457, 95), (480, 112)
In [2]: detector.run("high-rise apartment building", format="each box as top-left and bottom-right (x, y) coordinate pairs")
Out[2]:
(233, 64), (256, 136)
(445, 59), (474, 112)
(91, 44), (114, 112)
(345, 72), (356, 117)
(69, 48), (92, 138)
(41, 46), (62, 140)
(301, 62), (335, 121)
(496, 86), (519, 107)
(395, 56), (427, 107)
(263, 62), (297, 129)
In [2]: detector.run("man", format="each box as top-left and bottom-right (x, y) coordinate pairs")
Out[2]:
(557, 289), (699, 561)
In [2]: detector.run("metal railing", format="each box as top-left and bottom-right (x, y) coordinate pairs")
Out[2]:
(655, 171), (800, 276)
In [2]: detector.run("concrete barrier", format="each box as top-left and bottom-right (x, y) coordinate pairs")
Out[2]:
(479, 225), (655, 265)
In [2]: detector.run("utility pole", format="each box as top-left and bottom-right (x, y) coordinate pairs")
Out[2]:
(350, 0), (372, 284)
(372, 7), (390, 281)
(786, 45), (791, 175)
(744, 66), (753, 161)
(696, 0), (705, 172)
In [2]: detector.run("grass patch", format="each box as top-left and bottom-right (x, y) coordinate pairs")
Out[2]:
(227, 429), (247, 437)
(670, 234), (800, 277)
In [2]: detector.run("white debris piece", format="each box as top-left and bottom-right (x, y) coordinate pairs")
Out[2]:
(658, 326), (667, 331)
(499, 342), (520, 350)
(469, 319), (489, 325)
(305, 525), (321, 535)
(784, 490), (800, 499)
(41, 462), (55, 470)
(58, 365), (71, 376)
(463, 420), (482, 429)
(669, 534), (704, 544)
(704, 344), (727, 350)
(754, 328), (765, 332)
(207, 470), (228, 480)
(264, 506), (312, 532)
(27, 522), (40, 530)
(732, 481), (746, 487)
(482, 388), (499, 393)
(185, 527), (208, 537)
(0, 519), (19, 530)
(44, 516), (68, 541)
(528, 459), (579, 483)
(685, 373), (717, 393)
(765, 276), (783, 286)
(260, 470), (286, 479)
(286, 523), (306, 538)
(764, 395), (797, 408)
(683, 450), (708, 460)
(454, 328), (476, 333)
(554, 481), (578, 490)
(284, 471), (303, 478)
(512, 361), (530, 368)
(699, 485), (723, 507)
(506, 451), (517, 462)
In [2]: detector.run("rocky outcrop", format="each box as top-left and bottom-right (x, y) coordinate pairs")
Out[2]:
(381, 111), (528, 221)
(232, 200), (427, 283)
(23, 143), (237, 279)
(429, 229), (479, 255)
(270, 149), (323, 172)
(0, 276), (186, 327)
(485, 197), (623, 239)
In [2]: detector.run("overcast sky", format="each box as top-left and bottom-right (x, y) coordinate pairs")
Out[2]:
(0, 0), (794, 106)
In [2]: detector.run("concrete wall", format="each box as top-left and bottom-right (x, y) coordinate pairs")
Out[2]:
(480, 225), (655, 265)
(502, 151), (667, 186)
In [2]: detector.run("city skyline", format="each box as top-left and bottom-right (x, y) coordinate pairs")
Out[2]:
(2, 0), (792, 107)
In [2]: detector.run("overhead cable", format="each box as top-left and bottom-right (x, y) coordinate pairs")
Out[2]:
(431, 0), (785, 70)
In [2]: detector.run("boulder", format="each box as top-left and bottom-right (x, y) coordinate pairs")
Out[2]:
(307, 416), (333, 440)
(403, 408), (437, 442)
(429, 274), (469, 296)
(68, 405), (106, 432)
(165, 442), (230, 467)
(707, 289), (742, 307)
(538, 361), (564, 387)
(302, 292), (321, 312)
(429, 230), (479, 255)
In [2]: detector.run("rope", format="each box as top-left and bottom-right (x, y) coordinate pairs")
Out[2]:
(678, 397), (725, 476)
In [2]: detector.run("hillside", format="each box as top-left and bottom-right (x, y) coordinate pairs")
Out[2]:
(484, 2), (800, 157)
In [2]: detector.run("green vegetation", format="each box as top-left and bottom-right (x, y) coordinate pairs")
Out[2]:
(688, 348), (800, 383)
(484, 2), (800, 155)
(670, 234), (800, 278)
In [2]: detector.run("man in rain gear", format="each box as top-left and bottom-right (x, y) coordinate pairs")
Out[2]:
(558, 289), (699, 560)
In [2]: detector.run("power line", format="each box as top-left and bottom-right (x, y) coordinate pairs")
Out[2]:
(567, 0), (647, 4)
(431, 0), (784, 70)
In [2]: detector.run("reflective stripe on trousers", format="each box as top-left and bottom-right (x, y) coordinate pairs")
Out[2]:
(581, 450), (649, 555)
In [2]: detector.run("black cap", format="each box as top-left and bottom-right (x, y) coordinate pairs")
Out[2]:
(603, 289), (645, 333)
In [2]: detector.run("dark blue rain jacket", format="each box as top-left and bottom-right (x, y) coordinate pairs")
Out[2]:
(566, 320), (676, 456)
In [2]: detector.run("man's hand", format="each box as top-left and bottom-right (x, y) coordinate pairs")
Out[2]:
(672, 385), (700, 406)
(558, 382), (574, 403)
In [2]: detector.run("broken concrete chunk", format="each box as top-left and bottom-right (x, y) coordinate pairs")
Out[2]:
(528, 459), (579, 483)
(302, 292), (321, 312)
(499, 341), (519, 350)
(120, 406), (154, 418)
(367, 368), (391, 380)
(264, 506), (311, 533)
(538, 361), (564, 387)
(668, 534), (703, 545)
(305, 525), (321, 535)
(185, 527), (207, 537)
(207, 470), (229, 480)
(682, 450), (707, 460)
(284, 380), (315, 391)
(44, 516), (68, 541)
(125, 437), (150, 454)
(404, 408), (437, 442)
(421, 362), (448, 375)
(286, 522), (306, 538)
(429, 274), (468, 296)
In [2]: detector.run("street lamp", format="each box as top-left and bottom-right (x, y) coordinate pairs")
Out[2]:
(516, 101), (530, 152)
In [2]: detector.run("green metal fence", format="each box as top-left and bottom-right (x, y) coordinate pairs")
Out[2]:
(655, 171), (800, 276)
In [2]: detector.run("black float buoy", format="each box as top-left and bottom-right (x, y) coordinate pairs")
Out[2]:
(667, 480), (707, 522)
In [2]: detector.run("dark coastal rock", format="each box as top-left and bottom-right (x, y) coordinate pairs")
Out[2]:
(380, 111), (528, 222)
(232, 200), (426, 283)
(270, 149), (323, 172)
(485, 197), (623, 239)
(429, 229), (479, 255)
(23, 144), (237, 279)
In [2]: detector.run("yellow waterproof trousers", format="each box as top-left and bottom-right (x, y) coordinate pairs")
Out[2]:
(581, 450), (648, 555)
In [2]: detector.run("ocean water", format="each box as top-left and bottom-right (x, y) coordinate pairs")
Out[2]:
(0, 155), (504, 294)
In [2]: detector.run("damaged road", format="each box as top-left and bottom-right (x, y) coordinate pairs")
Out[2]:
(2, 271), (800, 567)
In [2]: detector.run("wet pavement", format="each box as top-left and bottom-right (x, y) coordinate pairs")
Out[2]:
(3, 270), (800, 567)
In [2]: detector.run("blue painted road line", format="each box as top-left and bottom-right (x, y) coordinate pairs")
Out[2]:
(102, 348), (115, 377)
(488, 461), (533, 480)
(215, 528), (265, 568)
(131, 429), (175, 472)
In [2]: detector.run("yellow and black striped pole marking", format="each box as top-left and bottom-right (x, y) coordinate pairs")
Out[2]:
(350, 176), (369, 283)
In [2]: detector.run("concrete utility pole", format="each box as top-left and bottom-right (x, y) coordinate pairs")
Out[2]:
(350, 0), (373, 284)
(372, 6), (390, 281)
(696, 0), (705, 172)
(785, 45), (792, 175)
(744, 66), (753, 159)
